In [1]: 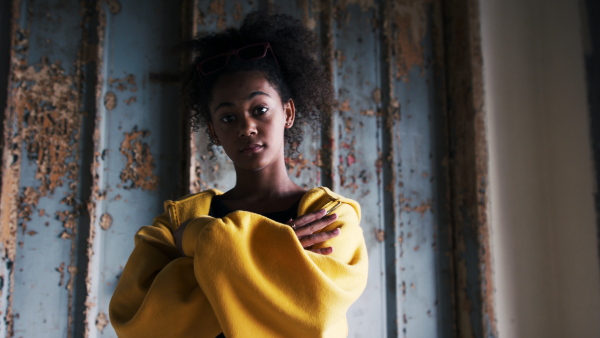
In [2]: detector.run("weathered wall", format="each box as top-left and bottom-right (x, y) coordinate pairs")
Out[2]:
(0, 0), (499, 337)
(480, 0), (600, 336)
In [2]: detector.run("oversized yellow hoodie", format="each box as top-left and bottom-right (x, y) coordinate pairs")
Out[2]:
(109, 186), (368, 337)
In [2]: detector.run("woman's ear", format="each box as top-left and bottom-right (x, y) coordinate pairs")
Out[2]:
(207, 122), (220, 145)
(284, 98), (296, 129)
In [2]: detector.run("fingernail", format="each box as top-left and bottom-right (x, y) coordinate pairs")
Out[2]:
(332, 228), (340, 234)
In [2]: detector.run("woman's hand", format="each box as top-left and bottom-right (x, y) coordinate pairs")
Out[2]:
(287, 209), (341, 255)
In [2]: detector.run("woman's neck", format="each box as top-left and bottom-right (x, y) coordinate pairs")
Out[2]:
(227, 160), (304, 201)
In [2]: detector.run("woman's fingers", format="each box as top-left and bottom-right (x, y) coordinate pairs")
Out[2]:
(310, 247), (334, 255)
(298, 227), (340, 248)
(289, 208), (327, 228)
(294, 213), (338, 237)
(288, 209), (341, 255)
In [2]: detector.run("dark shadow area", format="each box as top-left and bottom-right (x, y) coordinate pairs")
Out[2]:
(582, 0), (600, 267)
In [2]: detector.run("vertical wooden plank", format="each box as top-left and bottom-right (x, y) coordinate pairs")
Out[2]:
(0, 5), (14, 335)
(85, 1), (185, 336)
(0, 0), (89, 336)
(381, 1), (456, 337)
(0, 0), (10, 153)
(443, 0), (495, 336)
(331, 1), (387, 336)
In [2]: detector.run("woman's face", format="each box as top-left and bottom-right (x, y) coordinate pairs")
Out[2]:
(207, 71), (294, 172)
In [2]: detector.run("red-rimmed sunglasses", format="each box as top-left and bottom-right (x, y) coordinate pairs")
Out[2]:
(196, 42), (280, 76)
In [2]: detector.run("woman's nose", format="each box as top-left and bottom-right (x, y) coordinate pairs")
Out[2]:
(238, 115), (257, 137)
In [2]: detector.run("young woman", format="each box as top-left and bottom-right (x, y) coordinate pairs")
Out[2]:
(109, 10), (368, 337)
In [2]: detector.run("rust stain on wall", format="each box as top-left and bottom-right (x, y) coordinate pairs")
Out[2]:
(5, 52), (85, 262)
(99, 213), (112, 230)
(374, 228), (385, 242)
(13, 60), (81, 196)
(109, 74), (137, 92)
(388, 1), (431, 81)
(56, 262), (65, 287)
(208, 0), (226, 29)
(233, 1), (243, 22)
(104, 91), (116, 110)
(106, 0), (121, 14)
(334, 49), (346, 69)
(189, 132), (208, 193)
(119, 127), (159, 190)
(123, 96), (136, 105)
(0, 3), (89, 331)
(95, 311), (108, 333)
(400, 195), (433, 216)
(286, 154), (311, 178)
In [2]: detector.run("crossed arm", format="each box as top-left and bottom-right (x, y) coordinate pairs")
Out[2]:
(110, 203), (368, 337)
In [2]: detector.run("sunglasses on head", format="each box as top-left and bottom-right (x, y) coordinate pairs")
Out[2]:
(196, 42), (280, 76)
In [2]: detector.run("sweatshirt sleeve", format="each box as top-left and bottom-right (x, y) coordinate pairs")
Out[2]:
(108, 214), (223, 338)
(181, 201), (369, 338)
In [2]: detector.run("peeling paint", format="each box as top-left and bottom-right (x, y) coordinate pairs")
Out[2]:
(372, 88), (381, 104)
(209, 0), (226, 29)
(13, 60), (81, 197)
(95, 311), (108, 333)
(104, 91), (116, 110)
(99, 213), (112, 230)
(334, 49), (346, 69)
(286, 154), (312, 178)
(109, 74), (137, 92)
(106, 0), (121, 15)
(123, 96), (136, 105)
(374, 229), (385, 243)
(56, 262), (65, 287)
(119, 127), (159, 190)
(388, 1), (431, 81)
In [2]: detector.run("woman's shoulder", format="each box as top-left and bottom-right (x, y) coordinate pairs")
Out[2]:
(300, 186), (361, 220)
(161, 189), (224, 230)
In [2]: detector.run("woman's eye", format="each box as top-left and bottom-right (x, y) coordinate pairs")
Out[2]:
(220, 115), (235, 123)
(254, 106), (268, 115)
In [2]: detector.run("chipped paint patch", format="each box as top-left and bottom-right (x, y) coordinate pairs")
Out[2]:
(388, 1), (432, 81)
(104, 91), (116, 110)
(109, 74), (137, 92)
(95, 311), (108, 333)
(106, 0), (121, 14)
(401, 198), (433, 216)
(99, 213), (112, 230)
(209, 0), (226, 29)
(119, 127), (159, 190)
(13, 60), (80, 196)
(56, 262), (65, 287)
(374, 229), (385, 242)
(286, 154), (312, 178)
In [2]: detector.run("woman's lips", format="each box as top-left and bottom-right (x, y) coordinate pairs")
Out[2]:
(240, 144), (264, 154)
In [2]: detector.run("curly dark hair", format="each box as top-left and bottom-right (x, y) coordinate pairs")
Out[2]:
(187, 10), (333, 156)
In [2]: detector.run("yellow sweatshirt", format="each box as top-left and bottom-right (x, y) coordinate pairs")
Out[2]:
(109, 186), (368, 338)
